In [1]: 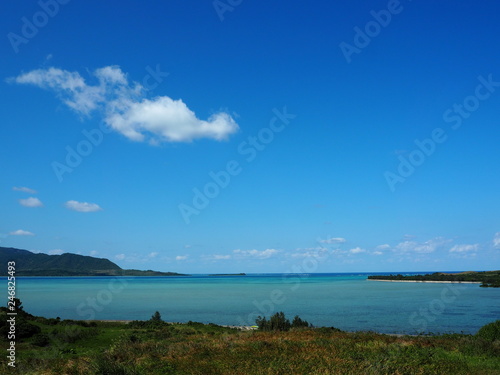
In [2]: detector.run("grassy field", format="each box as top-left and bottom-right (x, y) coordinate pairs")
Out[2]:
(1, 315), (500, 375)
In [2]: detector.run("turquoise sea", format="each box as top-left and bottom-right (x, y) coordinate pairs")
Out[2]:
(12, 273), (500, 334)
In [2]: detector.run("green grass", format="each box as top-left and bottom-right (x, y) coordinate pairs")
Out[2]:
(1, 318), (499, 375)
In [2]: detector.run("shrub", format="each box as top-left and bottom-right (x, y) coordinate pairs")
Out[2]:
(128, 320), (168, 329)
(476, 320), (500, 342)
(16, 319), (42, 339)
(90, 354), (140, 375)
(32, 333), (50, 347)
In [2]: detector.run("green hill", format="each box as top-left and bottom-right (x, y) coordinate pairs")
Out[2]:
(0, 247), (186, 276)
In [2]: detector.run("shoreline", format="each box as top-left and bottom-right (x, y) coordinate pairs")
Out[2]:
(368, 279), (481, 284)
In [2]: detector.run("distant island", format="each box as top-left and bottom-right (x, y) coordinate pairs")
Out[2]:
(368, 270), (500, 287)
(208, 273), (246, 276)
(0, 247), (187, 277)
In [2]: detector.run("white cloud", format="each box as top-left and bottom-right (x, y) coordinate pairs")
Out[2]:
(13, 186), (37, 194)
(107, 96), (238, 143)
(12, 66), (239, 144)
(291, 247), (328, 258)
(494, 232), (500, 248)
(175, 255), (188, 261)
(65, 200), (102, 212)
(19, 197), (43, 207)
(349, 247), (365, 254)
(148, 252), (159, 258)
(373, 251), (383, 256)
(90, 250), (99, 256)
(9, 229), (35, 236)
(375, 244), (390, 250)
(233, 249), (279, 259)
(319, 237), (346, 244)
(13, 67), (102, 115)
(450, 244), (479, 253)
(48, 249), (64, 255)
(394, 237), (449, 254)
(115, 254), (126, 260)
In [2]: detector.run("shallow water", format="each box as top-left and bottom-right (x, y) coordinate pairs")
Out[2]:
(11, 273), (500, 334)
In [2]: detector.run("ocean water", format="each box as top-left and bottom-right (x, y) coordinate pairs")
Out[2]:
(11, 273), (500, 334)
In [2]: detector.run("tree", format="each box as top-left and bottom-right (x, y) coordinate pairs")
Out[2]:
(292, 315), (311, 328)
(256, 312), (295, 331)
(150, 311), (162, 322)
(13, 297), (24, 311)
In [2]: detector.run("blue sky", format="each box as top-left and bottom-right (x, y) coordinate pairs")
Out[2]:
(1, 0), (499, 273)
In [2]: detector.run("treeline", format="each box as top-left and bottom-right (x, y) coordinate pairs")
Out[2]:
(368, 270), (500, 287)
(256, 312), (318, 331)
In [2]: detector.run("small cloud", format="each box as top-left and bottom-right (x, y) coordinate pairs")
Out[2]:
(493, 232), (500, 249)
(9, 229), (35, 236)
(373, 251), (383, 256)
(394, 237), (449, 254)
(403, 234), (416, 240)
(148, 252), (159, 258)
(175, 255), (188, 261)
(13, 186), (37, 194)
(349, 247), (365, 254)
(233, 249), (279, 259)
(184, 245), (192, 249)
(48, 249), (64, 255)
(375, 244), (390, 250)
(450, 244), (479, 253)
(19, 197), (43, 207)
(65, 200), (102, 212)
(291, 247), (328, 259)
(319, 237), (346, 244)
(90, 250), (99, 256)
(115, 254), (126, 260)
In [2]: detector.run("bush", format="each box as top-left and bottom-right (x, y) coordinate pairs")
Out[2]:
(90, 354), (140, 375)
(32, 333), (50, 347)
(16, 319), (42, 339)
(50, 325), (98, 343)
(476, 320), (500, 342)
(128, 320), (169, 329)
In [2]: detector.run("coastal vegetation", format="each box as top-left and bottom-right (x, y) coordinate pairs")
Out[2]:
(0, 247), (186, 277)
(368, 270), (500, 287)
(255, 311), (314, 331)
(1, 302), (499, 374)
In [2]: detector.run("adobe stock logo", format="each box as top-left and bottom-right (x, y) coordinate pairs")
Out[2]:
(52, 65), (169, 183)
(178, 107), (296, 224)
(8, 0), (71, 54)
(339, 0), (406, 63)
(385, 74), (500, 192)
(213, 0), (243, 22)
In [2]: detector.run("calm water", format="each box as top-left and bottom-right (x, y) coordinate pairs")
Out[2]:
(11, 273), (500, 334)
